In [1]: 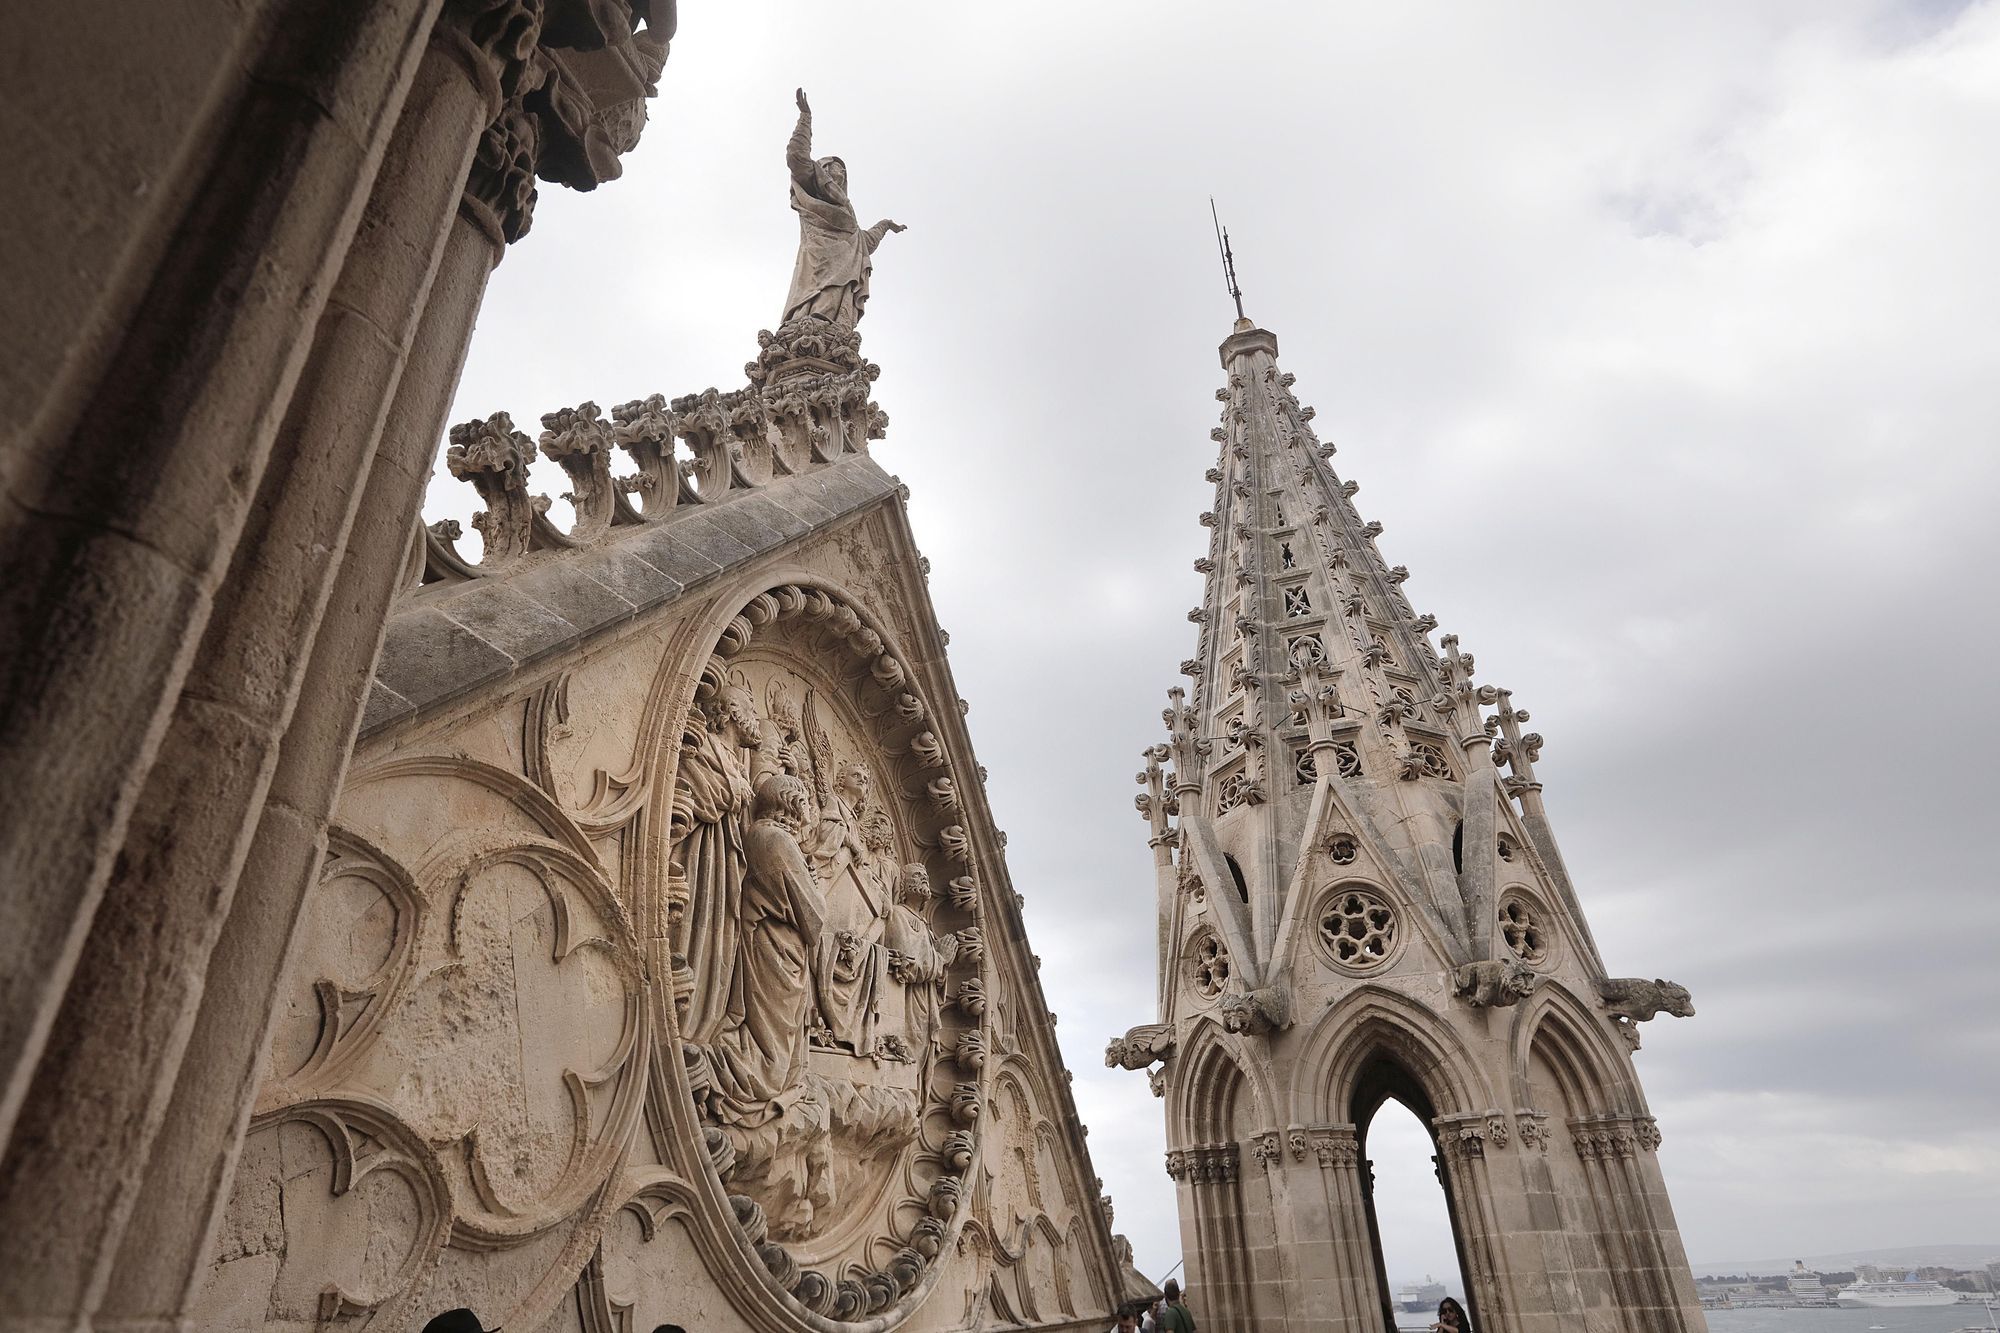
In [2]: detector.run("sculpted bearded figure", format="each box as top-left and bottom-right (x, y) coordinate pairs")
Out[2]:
(884, 863), (958, 1062)
(783, 89), (905, 328)
(705, 773), (829, 1129)
(670, 682), (772, 1042)
(811, 785), (894, 1057)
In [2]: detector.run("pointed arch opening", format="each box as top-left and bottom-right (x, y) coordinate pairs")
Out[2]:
(1352, 1057), (1479, 1333)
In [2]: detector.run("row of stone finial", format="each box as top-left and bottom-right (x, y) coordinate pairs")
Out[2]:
(413, 318), (888, 589)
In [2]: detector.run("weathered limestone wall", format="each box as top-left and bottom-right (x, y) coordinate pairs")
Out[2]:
(0, 5), (676, 1330)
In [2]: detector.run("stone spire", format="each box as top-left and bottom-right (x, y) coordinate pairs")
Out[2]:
(1114, 313), (1704, 1333)
(1153, 312), (1572, 991)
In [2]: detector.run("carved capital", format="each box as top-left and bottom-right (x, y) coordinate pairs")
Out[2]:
(1309, 1124), (1361, 1169)
(462, 104), (542, 245)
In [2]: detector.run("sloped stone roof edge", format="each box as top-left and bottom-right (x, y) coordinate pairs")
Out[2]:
(360, 454), (901, 740)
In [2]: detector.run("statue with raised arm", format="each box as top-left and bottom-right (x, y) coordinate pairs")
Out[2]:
(783, 88), (905, 328)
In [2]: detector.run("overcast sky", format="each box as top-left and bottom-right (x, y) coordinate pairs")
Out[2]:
(427, 0), (2000, 1289)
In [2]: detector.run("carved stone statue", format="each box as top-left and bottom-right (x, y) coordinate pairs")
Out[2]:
(670, 681), (771, 1042)
(883, 862), (957, 1062)
(1452, 958), (1542, 1008)
(704, 773), (828, 1129)
(1104, 1023), (1176, 1071)
(783, 89), (905, 328)
(1598, 977), (1695, 1023)
(1219, 982), (1292, 1035)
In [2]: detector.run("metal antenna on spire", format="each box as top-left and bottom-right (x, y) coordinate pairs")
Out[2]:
(1210, 198), (1246, 322)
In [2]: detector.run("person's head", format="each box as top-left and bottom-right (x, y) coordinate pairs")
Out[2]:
(755, 773), (811, 826)
(834, 760), (872, 806)
(1438, 1297), (1468, 1328)
(709, 683), (763, 745)
(816, 156), (848, 201)
(1163, 1278), (1181, 1303)
(900, 862), (931, 904)
(1114, 1308), (1138, 1331)
(861, 808), (896, 855)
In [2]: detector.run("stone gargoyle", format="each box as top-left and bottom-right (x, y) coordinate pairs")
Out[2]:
(1219, 982), (1292, 1035)
(1598, 977), (1694, 1023)
(1105, 1023), (1175, 1071)
(1452, 958), (1541, 1008)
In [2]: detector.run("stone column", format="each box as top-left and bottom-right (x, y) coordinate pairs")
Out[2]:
(1308, 1125), (1378, 1332)
(1569, 1118), (1650, 1326)
(0, 21), (516, 1332)
(1581, 1116), (1695, 1332)
(1181, 1143), (1250, 1333)
(1250, 1130), (1314, 1329)
(0, 0), (444, 1155)
(1434, 1115), (1530, 1333)
(88, 59), (514, 1333)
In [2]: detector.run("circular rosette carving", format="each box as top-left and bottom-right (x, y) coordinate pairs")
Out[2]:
(1498, 888), (1557, 968)
(1313, 884), (1402, 973)
(659, 583), (989, 1319)
(191, 1098), (451, 1331)
(1187, 930), (1232, 1001)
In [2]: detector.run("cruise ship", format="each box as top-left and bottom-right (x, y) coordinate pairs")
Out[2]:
(1787, 1262), (1835, 1306)
(1836, 1274), (1961, 1308)
(1397, 1279), (1448, 1313)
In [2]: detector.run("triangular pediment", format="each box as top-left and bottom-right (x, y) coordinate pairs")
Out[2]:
(202, 455), (1138, 1332)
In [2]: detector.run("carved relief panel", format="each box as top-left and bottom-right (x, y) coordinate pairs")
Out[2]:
(665, 584), (991, 1320)
(193, 574), (1098, 1332)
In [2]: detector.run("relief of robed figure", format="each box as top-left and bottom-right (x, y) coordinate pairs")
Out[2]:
(703, 772), (829, 1129)
(668, 681), (774, 1043)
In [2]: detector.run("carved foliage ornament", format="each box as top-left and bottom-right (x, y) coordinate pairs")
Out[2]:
(669, 584), (989, 1316)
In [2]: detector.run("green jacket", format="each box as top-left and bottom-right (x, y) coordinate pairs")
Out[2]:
(1157, 1301), (1195, 1333)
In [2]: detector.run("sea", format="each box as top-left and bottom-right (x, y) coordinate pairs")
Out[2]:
(1392, 1309), (1990, 1333)
(1703, 1310), (1990, 1333)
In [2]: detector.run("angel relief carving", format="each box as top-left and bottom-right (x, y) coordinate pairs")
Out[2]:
(670, 661), (959, 1248)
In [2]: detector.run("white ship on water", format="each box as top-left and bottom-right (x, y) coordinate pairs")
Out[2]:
(1787, 1261), (1833, 1305)
(1396, 1279), (1448, 1313)
(1835, 1272), (1961, 1308)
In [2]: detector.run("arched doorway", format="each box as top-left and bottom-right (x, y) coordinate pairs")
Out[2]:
(1351, 1056), (1477, 1333)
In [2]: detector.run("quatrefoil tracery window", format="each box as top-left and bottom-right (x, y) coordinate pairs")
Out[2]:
(1292, 742), (1361, 785)
(1409, 740), (1452, 780)
(1215, 768), (1250, 814)
(1190, 933), (1232, 998)
(1318, 888), (1398, 971)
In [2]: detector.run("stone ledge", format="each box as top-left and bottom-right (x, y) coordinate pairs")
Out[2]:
(362, 453), (900, 740)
